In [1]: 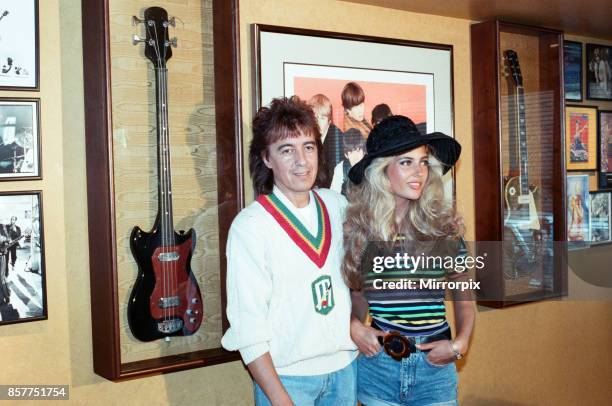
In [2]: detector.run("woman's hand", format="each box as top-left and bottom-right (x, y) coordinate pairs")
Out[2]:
(350, 318), (385, 357)
(417, 340), (466, 366)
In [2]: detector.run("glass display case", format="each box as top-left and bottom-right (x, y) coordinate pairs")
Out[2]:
(471, 21), (567, 307)
(82, 0), (242, 380)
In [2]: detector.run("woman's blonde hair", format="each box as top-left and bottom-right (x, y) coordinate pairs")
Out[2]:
(342, 149), (463, 290)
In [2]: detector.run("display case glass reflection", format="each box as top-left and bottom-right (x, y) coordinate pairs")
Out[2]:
(499, 32), (557, 297)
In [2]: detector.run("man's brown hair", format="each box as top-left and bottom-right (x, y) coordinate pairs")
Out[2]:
(341, 82), (365, 110)
(249, 96), (327, 195)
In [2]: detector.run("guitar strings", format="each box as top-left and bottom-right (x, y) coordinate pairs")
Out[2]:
(148, 21), (169, 326)
(160, 23), (177, 328)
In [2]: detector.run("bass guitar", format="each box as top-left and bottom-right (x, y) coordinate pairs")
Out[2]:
(502, 50), (544, 277)
(128, 7), (203, 342)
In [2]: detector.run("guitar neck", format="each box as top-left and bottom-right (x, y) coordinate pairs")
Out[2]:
(515, 86), (530, 195)
(155, 67), (175, 243)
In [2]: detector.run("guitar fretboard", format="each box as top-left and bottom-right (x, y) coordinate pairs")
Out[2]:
(516, 86), (530, 196)
(155, 67), (175, 247)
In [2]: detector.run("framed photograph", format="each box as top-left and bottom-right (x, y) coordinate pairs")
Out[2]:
(564, 41), (582, 101)
(586, 43), (612, 101)
(0, 0), (39, 90)
(0, 99), (41, 180)
(0, 191), (46, 326)
(566, 105), (598, 171)
(253, 25), (455, 198)
(567, 175), (590, 249)
(589, 191), (611, 244)
(598, 110), (612, 189)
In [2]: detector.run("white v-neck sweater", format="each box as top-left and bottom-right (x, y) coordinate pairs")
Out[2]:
(221, 187), (357, 376)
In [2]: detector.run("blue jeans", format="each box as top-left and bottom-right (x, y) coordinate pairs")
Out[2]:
(253, 360), (357, 405)
(357, 346), (458, 406)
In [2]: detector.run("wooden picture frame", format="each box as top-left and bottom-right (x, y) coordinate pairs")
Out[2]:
(0, 0), (39, 91)
(563, 40), (582, 102)
(81, 0), (243, 381)
(253, 24), (456, 200)
(0, 190), (46, 326)
(566, 105), (598, 171)
(0, 98), (41, 181)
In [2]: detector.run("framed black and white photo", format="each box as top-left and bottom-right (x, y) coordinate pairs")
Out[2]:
(0, 0), (39, 90)
(586, 43), (612, 101)
(253, 25), (456, 199)
(563, 41), (582, 101)
(0, 191), (46, 326)
(0, 98), (41, 180)
(589, 191), (611, 244)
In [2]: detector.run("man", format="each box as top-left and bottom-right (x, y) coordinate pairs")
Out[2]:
(308, 94), (343, 187)
(5, 216), (21, 272)
(0, 222), (11, 303)
(341, 82), (372, 139)
(221, 96), (357, 405)
(330, 129), (365, 196)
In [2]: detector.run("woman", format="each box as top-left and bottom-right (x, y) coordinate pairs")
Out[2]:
(343, 115), (475, 406)
(341, 82), (372, 139)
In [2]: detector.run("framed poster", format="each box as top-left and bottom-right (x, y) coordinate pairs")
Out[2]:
(563, 40), (582, 101)
(0, 191), (46, 326)
(567, 175), (590, 249)
(566, 105), (598, 171)
(598, 110), (612, 189)
(586, 43), (612, 101)
(0, 0), (39, 90)
(0, 99), (41, 180)
(253, 25), (456, 199)
(82, 0), (243, 381)
(589, 191), (611, 244)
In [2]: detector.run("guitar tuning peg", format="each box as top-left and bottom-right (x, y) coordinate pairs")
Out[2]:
(132, 34), (146, 46)
(166, 37), (178, 48)
(132, 15), (145, 26)
(164, 17), (176, 28)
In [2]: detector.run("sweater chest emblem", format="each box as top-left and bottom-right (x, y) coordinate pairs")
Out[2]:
(256, 191), (331, 268)
(311, 275), (334, 315)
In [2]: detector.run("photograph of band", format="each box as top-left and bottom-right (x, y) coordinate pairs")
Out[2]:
(284, 64), (433, 196)
(0, 191), (46, 325)
(0, 99), (40, 180)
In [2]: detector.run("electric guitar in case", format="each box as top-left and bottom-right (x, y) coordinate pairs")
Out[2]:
(128, 7), (203, 342)
(502, 50), (545, 277)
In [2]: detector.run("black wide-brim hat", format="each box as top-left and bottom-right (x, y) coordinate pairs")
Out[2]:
(348, 115), (461, 184)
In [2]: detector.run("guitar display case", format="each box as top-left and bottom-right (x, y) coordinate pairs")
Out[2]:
(82, 0), (243, 381)
(471, 21), (568, 308)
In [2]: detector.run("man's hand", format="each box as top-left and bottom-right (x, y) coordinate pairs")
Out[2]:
(247, 353), (294, 406)
(350, 318), (385, 357)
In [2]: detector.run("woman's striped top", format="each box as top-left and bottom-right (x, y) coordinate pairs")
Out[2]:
(362, 237), (468, 337)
